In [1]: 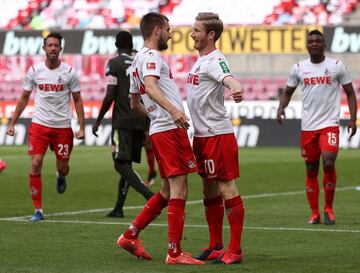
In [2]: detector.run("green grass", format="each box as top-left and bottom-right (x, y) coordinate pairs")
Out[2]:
(0, 146), (359, 273)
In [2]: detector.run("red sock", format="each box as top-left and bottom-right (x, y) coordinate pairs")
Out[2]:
(168, 198), (185, 258)
(123, 192), (167, 239)
(225, 195), (245, 254)
(29, 174), (42, 209)
(204, 195), (224, 249)
(306, 170), (319, 215)
(323, 167), (337, 211)
(145, 146), (155, 174)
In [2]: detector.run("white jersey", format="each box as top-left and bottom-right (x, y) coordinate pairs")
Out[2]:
(23, 62), (81, 128)
(287, 57), (351, 131)
(187, 49), (233, 137)
(130, 47), (184, 135)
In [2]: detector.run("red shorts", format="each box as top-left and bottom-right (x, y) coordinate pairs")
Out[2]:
(301, 126), (339, 162)
(193, 133), (239, 182)
(28, 122), (74, 161)
(150, 128), (197, 179)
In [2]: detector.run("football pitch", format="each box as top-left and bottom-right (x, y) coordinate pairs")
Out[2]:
(0, 146), (359, 273)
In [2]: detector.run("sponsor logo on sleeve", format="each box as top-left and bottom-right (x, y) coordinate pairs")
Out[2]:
(219, 61), (230, 73)
(146, 62), (156, 70)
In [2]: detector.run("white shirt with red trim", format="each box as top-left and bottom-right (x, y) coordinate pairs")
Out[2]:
(23, 61), (81, 128)
(187, 49), (233, 137)
(130, 47), (184, 135)
(287, 56), (351, 131)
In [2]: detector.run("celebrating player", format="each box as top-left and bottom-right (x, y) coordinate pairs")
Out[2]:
(92, 31), (154, 218)
(116, 12), (203, 265)
(277, 30), (357, 225)
(187, 13), (245, 264)
(6, 32), (85, 221)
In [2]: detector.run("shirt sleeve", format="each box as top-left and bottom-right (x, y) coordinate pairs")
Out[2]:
(105, 62), (118, 85)
(23, 67), (35, 92)
(68, 69), (81, 93)
(287, 63), (299, 88)
(206, 56), (232, 83)
(141, 51), (162, 79)
(129, 69), (139, 94)
(337, 61), (352, 85)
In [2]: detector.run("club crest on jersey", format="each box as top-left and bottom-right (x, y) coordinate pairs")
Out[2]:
(219, 61), (230, 73)
(324, 68), (329, 75)
(146, 62), (156, 70)
(58, 76), (62, 83)
(188, 160), (196, 169)
(194, 66), (200, 73)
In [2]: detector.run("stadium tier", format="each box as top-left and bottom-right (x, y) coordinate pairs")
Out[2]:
(0, 0), (358, 29)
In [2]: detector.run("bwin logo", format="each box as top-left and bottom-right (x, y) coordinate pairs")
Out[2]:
(3, 31), (44, 56)
(331, 27), (360, 53)
(81, 30), (117, 55)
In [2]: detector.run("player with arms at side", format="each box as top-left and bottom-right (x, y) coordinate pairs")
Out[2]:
(6, 32), (85, 221)
(277, 30), (357, 225)
(116, 12), (203, 265)
(92, 31), (154, 218)
(187, 12), (245, 264)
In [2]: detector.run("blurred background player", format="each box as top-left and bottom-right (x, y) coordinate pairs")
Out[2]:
(131, 49), (158, 188)
(277, 30), (357, 225)
(6, 32), (85, 221)
(117, 12), (203, 265)
(187, 12), (245, 264)
(92, 31), (154, 218)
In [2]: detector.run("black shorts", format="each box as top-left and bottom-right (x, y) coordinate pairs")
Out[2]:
(111, 129), (144, 163)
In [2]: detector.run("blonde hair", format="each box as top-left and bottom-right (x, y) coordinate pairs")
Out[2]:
(195, 12), (223, 41)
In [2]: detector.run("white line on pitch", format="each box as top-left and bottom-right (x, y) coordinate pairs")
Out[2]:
(0, 218), (359, 234)
(1, 185), (358, 220)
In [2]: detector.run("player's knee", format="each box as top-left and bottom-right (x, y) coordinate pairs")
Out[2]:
(114, 160), (130, 174)
(218, 180), (239, 199)
(57, 164), (69, 176)
(31, 158), (43, 173)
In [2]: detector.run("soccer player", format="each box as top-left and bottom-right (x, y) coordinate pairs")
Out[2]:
(187, 12), (245, 264)
(277, 30), (357, 225)
(6, 32), (85, 221)
(116, 12), (203, 265)
(92, 31), (154, 218)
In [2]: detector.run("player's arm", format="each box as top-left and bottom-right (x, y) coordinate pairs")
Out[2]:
(92, 84), (116, 137)
(6, 91), (31, 136)
(342, 82), (357, 138)
(277, 85), (296, 125)
(130, 93), (148, 117)
(144, 76), (190, 129)
(72, 92), (85, 139)
(223, 76), (244, 103)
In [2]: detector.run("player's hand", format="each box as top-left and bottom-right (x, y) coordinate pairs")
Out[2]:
(230, 88), (244, 103)
(6, 125), (15, 136)
(347, 119), (357, 139)
(277, 109), (286, 125)
(75, 129), (85, 140)
(92, 122), (100, 137)
(170, 108), (190, 130)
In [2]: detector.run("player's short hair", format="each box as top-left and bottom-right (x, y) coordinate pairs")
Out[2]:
(195, 12), (223, 42)
(43, 32), (62, 46)
(140, 12), (169, 39)
(115, 31), (133, 49)
(307, 29), (326, 45)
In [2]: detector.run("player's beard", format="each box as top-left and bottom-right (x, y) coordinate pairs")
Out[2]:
(158, 37), (168, 51)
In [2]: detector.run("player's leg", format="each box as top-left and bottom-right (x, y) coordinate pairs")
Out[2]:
(52, 127), (74, 194)
(112, 129), (153, 200)
(117, 180), (169, 260)
(320, 127), (339, 225)
(215, 179), (245, 265)
(305, 160), (320, 223)
(107, 177), (128, 217)
(301, 130), (321, 224)
(28, 123), (50, 221)
(195, 178), (225, 261)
